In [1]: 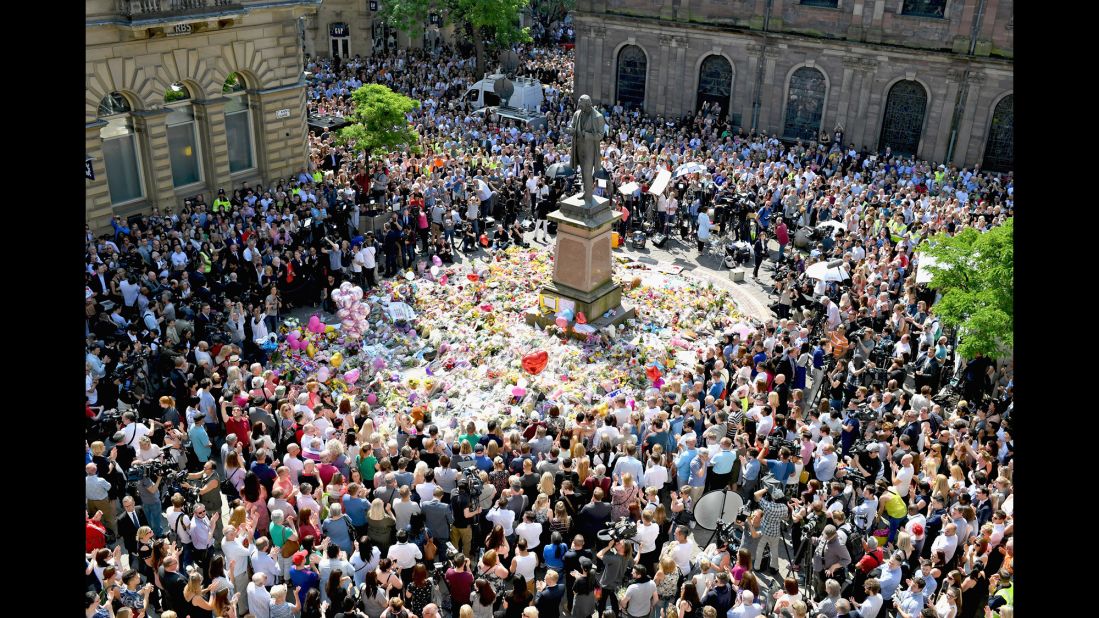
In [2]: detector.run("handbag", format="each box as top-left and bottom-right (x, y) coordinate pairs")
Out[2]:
(280, 527), (300, 559)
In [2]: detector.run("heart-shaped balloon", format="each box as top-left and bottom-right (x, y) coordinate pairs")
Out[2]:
(343, 368), (361, 384)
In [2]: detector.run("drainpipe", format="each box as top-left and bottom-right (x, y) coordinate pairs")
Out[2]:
(944, 0), (988, 164)
(750, 0), (773, 131)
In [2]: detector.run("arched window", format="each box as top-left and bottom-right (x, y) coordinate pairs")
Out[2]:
(223, 73), (255, 174)
(164, 82), (203, 188)
(878, 80), (928, 156)
(616, 45), (647, 110)
(98, 92), (145, 205)
(981, 95), (1013, 173)
(696, 55), (733, 120)
(782, 67), (827, 141)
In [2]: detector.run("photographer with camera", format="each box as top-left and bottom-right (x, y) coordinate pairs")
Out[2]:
(751, 483), (790, 576)
(810, 525), (851, 597)
(451, 474), (483, 559)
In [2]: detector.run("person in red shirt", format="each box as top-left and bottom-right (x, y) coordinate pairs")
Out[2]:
(86, 511), (108, 553)
(317, 453), (340, 488)
(225, 405), (252, 451)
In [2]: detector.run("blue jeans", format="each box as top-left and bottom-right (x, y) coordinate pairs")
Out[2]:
(885, 514), (906, 545)
(143, 501), (165, 537)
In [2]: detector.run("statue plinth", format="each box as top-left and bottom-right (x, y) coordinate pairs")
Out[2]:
(525, 192), (636, 337)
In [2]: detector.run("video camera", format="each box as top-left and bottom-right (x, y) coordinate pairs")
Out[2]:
(459, 466), (483, 500)
(598, 517), (638, 543)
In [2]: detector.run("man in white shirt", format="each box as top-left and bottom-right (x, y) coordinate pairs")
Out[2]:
(118, 413), (152, 450)
(515, 512), (543, 551)
(891, 454), (915, 497)
(387, 529), (422, 578)
(222, 523), (258, 615)
(282, 444), (305, 483)
(665, 525), (697, 575)
(727, 590), (762, 618)
(930, 522), (959, 564)
(247, 572), (273, 618)
(487, 498), (516, 536)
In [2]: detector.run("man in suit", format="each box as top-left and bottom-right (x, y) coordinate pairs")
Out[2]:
(158, 554), (189, 613)
(575, 487), (612, 549)
(420, 487), (453, 541)
(323, 150), (344, 172)
(913, 344), (940, 392)
(534, 568), (566, 618)
(116, 495), (149, 555)
(752, 231), (768, 279)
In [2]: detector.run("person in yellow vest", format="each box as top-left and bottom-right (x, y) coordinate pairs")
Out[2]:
(987, 569), (1013, 617)
(876, 478), (908, 546)
(312, 169), (324, 184)
(212, 189), (232, 214)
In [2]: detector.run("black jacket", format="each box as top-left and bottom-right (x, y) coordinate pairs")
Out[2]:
(117, 509), (149, 554)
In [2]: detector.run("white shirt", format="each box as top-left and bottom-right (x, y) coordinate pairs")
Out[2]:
(636, 521), (659, 554)
(350, 546), (381, 585)
(134, 443), (162, 463)
(858, 593), (883, 618)
(386, 541), (422, 569)
(247, 582), (273, 618)
(643, 464), (668, 491)
(894, 465), (915, 497)
(487, 506), (516, 535)
(120, 421), (151, 449)
(251, 549), (281, 583)
(670, 538), (696, 574)
(222, 538), (257, 577)
(516, 521), (543, 549)
(931, 532), (959, 564)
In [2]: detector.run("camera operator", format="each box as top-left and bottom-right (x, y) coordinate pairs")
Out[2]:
(751, 484), (790, 575)
(450, 477), (483, 558)
(810, 525), (851, 596)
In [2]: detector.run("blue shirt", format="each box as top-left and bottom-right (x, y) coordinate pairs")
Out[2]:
(710, 449), (736, 475)
(765, 459), (795, 483)
(188, 425), (212, 462)
(812, 347), (825, 369)
(688, 457), (707, 487)
(342, 494), (370, 527)
(675, 448), (698, 485)
(742, 458), (762, 482)
(878, 563), (903, 599)
(288, 566), (320, 605)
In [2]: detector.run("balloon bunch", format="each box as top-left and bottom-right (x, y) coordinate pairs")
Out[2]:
(331, 282), (369, 341)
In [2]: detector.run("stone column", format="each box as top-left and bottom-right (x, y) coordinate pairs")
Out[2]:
(592, 25), (607, 105)
(657, 34), (673, 117)
(952, 72), (986, 166)
(193, 96), (232, 195)
(132, 108), (177, 211)
(86, 121), (114, 232)
(672, 35), (689, 118)
(253, 82), (310, 183)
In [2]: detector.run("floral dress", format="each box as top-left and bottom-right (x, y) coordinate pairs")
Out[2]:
(407, 579), (434, 616)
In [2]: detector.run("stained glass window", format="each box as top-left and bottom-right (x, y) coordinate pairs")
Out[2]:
(782, 67), (827, 141)
(616, 45), (647, 110)
(982, 95), (1013, 173)
(696, 55), (733, 120)
(878, 80), (927, 156)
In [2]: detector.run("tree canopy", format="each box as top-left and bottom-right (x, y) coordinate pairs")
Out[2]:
(378, 0), (532, 75)
(336, 84), (421, 162)
(920, 217), (1013, 360)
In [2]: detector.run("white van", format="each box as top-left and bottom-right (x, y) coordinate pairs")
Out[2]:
(464, 73), (545, 112)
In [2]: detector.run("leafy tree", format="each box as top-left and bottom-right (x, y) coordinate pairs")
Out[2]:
(336, 84), (421, 164)
(379, 0), (532, 76)
(532, 0), (574, 26)
(920, 217), (1013, 360)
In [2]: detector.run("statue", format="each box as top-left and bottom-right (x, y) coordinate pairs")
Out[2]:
(569, 94), (606, 207)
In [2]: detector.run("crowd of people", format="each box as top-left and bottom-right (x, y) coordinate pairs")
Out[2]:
(85, 35), (1013, 618)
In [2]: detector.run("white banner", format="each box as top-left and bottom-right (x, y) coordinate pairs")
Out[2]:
(648, 169), (672, 195)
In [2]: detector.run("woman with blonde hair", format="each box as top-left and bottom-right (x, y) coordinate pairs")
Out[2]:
(477, 549), (510, 598)
(367, 497), (397, 552)
(653, 556), (683, 618)
(932, 474), (952, 501)
(576, 457), (591, 485)
(182, 571), (216, 617)
(610, 472), (641, 520)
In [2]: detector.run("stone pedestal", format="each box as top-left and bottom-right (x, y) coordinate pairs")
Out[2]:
(525, 193), (635, 337)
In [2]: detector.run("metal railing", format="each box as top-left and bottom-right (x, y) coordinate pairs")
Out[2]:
(118, 0), (241, 19)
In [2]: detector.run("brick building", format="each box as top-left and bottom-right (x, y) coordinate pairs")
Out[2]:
(572, 0), (1013, 170)
(85, 0), (322, 230)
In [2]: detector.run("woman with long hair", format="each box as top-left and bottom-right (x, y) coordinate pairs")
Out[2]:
(403, 563), (434, 616)
(500, 575), (532, 618)
(242, 470), (271, 534)
(477, 549), (510, 601)
(472, 580), (496, 618)
(677, 580), (703, 618)
(484, 524), (510, 561)
(301, 587), (323, 618)
(570, 558), (598, 618)
(538, 473), (556, 502)
(182, 571), (215, 618)
(352, 536), (382, 586)
(610, 472), (641, 520)
(359, 570), (389, 618)
(367, 498), (397, 552)
(327, 567), (353, 614)
(549, 501), (571, 539)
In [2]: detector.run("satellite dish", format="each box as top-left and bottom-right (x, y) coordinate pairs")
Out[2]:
(493, 78), (515, 107)
(500, 50), (520, 76)
(692, 490), (745, 531)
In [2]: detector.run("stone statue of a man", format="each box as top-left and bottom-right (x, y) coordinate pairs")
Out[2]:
(569, 94), (606, 207)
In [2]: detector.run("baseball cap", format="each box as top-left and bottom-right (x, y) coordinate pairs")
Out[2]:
(474, 443), (485, 452)
(292, 550), (308, 566)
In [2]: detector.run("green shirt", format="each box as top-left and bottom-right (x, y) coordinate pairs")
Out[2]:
(356, 454), (378, 482)
(458, 433), (481, 450)
(269, 523), (294, 547)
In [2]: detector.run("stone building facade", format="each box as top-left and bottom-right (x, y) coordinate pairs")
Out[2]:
(85, 0), (322, 231)
(302, 0), (455, 60)
(573, 0), (1013, 170)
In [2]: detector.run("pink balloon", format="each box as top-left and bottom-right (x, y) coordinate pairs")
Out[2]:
(439, 275), (448, 286)
(308, 315), (325, 334)
(367, 392), (378, 405)
(343, 369), (361, 384)
(555, 317), (569, 329)
(432, 255), (442, 267)
(317, 367), (331, 382)
(512, 386), (527, 397)
(372, 357), (386, 370)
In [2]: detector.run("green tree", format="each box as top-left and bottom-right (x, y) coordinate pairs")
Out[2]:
(532, 0), (574, 26)
(336, 84), (421, 164)
(379, 0), (532, 77)
(920, 217), (1013, 360)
